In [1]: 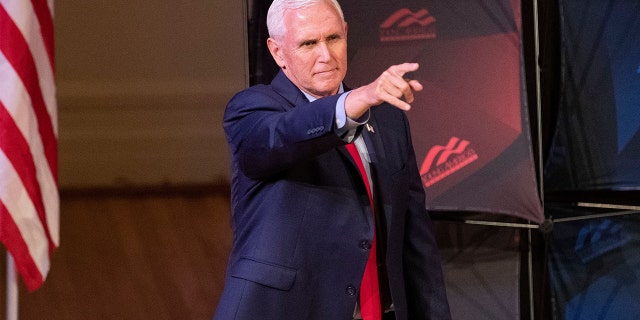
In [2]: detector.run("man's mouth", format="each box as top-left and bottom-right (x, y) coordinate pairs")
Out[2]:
(315, 69), (336, 75)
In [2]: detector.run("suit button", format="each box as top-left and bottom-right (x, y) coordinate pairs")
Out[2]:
(359, 240), (371, 250)
(345, 285), (357, 296)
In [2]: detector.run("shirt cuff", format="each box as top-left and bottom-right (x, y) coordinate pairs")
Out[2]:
(335, 91), (370, 142)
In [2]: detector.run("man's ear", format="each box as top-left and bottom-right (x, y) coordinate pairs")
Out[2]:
(267, 38), (286, 69)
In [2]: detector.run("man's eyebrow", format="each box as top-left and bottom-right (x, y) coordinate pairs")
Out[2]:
(297, 38), (319, 46)
(296, 32), (344, 47)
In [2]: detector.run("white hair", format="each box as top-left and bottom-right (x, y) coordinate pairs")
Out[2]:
(267, 0), (345, 40)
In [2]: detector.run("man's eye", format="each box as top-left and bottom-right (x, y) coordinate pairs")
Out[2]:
(301, 41), (316, 47)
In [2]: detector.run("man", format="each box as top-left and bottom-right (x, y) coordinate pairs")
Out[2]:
(214, 0), (451, 319)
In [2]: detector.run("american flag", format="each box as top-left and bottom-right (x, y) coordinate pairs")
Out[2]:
(0, 0), (59, 291)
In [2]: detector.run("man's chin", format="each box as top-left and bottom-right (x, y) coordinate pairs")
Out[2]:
(312, 81), (342, 96)
(311, 89), (339, 98)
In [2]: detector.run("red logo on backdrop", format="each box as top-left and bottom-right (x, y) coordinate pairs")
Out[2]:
(420, 137), (479, 187)
(380, 8), (436, 42)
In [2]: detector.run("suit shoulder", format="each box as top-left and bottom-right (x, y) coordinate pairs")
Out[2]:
(229, 84), (282, 104)
(226, 84), (287, 115)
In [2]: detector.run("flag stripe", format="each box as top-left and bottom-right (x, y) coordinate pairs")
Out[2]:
(0, 51), (60, 247)
(0, 149), (50, 290)
(0, 102), (54, 249)
(0, 0), (57, 291)
(0, 3), (57, 180)
(0, 201), (45, 291)
(28, 0), (54, 71)
(1, 0), (58, 135)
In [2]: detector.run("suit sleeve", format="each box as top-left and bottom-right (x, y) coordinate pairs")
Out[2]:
(223, 88), (347, 179)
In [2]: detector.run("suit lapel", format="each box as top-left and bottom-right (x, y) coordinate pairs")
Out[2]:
(336, 108), (387, 182)
(361, 115), (383, 166)
(362, 109), (394, 234)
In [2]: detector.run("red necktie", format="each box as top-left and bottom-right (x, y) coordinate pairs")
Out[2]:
(346, 143), (381, 320)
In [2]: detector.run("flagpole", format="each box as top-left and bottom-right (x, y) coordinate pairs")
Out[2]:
(6, 252), (18, 320)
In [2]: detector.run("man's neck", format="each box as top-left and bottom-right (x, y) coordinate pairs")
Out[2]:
(300, 83), (345, 102)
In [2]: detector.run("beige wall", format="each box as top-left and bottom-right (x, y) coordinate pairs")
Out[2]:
(55, 1), (248, 189)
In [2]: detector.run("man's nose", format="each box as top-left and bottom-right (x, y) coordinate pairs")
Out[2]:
(316, 41), (331, 61)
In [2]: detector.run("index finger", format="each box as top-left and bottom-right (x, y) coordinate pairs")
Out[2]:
(390, 63), (420, 78)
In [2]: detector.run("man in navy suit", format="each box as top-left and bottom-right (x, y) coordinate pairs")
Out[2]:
(214, 0), (451, 319)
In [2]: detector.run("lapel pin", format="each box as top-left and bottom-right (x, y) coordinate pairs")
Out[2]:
(366, 123), (375, 133)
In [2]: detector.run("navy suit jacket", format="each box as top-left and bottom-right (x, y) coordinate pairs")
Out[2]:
(214, 71), (450, 320)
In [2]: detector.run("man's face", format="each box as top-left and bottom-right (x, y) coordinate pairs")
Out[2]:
(268, 1), (348, 98)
